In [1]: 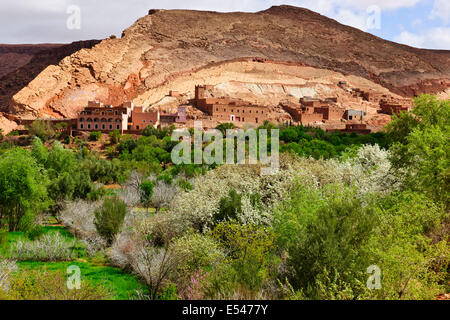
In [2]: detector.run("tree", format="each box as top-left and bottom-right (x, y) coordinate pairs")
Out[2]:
(140, 180), (154, 213)
(94, 196), (127, 246)
(388, 95), (450, 205)
(109, 129), (121, 144)
(214, 189), (242, 223)
(216, 123), (235, 135)
(0, 148), (49, 231)
(279, 185), (377, 298)
(28, 120), (55, 141)
(89, 131), (102, 142)
(211, 222), (275, 290)
(151, 181), (178, 213)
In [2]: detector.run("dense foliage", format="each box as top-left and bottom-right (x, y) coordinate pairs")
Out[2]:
(0, 94), (448, 300)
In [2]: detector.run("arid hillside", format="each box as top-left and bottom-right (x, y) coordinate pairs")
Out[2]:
(2, 5), (450, 125)
(0, 40), (101, 112)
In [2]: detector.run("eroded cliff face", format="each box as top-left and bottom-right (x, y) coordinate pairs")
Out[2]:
(6, 5), (450, 121)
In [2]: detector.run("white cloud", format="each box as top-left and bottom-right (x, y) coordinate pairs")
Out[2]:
(394, 27), (450, 49)
(430, 0), (450, 24)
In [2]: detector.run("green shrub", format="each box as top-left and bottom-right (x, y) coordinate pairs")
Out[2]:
(109, 129), (121, 144)
(278, 184), (377, 298)
(140, 181), (154, 213)
(89, 131), (102, 142)
(214, 189), (242, 223)
(28, 120), (55, 141)
(211, 222), (275, 290)
(0, 270), (111, 300)
(94, 196), (127, 245)
(25, 225), (45, 241)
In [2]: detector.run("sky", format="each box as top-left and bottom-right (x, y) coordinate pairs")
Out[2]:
(0, 0), (449, 50)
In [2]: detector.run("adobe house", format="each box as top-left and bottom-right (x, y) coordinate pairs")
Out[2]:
(282, 103), (323, 125)
(344, 109), (367, 121)
(128, 106), (159, 131)
(77, 101), (132, 133)
(340, 123), (371, 134)
(169, 90), (181, 97)
(176, 106), (187, 123)
(192, 85), (269, 125)
(379, 103), (410, 115)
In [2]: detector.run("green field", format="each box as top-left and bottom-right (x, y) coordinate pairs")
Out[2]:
(2, 226), (148, 300)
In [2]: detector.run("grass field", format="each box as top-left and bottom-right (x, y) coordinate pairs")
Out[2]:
(1, 226), (148, 300)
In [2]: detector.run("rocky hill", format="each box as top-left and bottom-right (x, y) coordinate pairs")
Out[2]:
(0, 40), (101, 113)
(2, 5), (450, 126)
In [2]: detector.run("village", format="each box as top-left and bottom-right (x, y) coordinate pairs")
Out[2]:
(5, 83), (413, 136)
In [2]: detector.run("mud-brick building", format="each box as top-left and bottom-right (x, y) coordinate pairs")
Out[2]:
(344, 109), (367, 121)
(77, 101), (132, 133)
(193, 85), (269, 125)
(341, 124), (371, 134)
(128, 107), (159, 131)
(314, 105), (344, 121)
(77, 101), (169, 133)
(379, 103), (410, 115)
(282, 103), (323, 124)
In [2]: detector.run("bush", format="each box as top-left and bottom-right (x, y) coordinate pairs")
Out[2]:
(9, 232), (76, 262)
(140, 181), (154, 213)
(0, 259), (17, 294)
(94, 197), (127, 245)
(28, 120), (55, 141)
(25, 225), (45, 241)
(214, 189), (242, 223)
(0, 270), (111, 300)
(89, 131), (102, 142)
(109, 129), (121, 144)
(211, 222), (276, 291)
(277, 184), (377, 298)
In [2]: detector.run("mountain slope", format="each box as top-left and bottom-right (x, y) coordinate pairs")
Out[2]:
(6, 5), (450, 119)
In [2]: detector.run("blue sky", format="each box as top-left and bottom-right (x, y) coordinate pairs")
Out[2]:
(1, 0), (449, 49)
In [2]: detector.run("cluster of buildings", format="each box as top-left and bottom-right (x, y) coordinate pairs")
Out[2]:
(339, 82), (412, 115)
(190, 85), (269, 125)
(281, 97), (367, 125)
(72, 82), (412, 136)
(76, 100), (186, 133)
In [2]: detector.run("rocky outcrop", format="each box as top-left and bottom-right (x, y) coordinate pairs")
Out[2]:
(0, 40), (101, 113)
(5, 5), (450, 120)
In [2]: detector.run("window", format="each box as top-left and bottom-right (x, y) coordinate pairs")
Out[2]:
(109, 125), (113, 130)
(95, 124), (98, 129)
(87, 124), (91, 129)
(80, 124), (84, 129)
(102, 124), (105, 130)
(143, 120), (146, 123)
(115, 111), (118, 115)
(255, 118), (258, 123)
(117, 125), (120, 129)
(136, 126), (140, 130)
